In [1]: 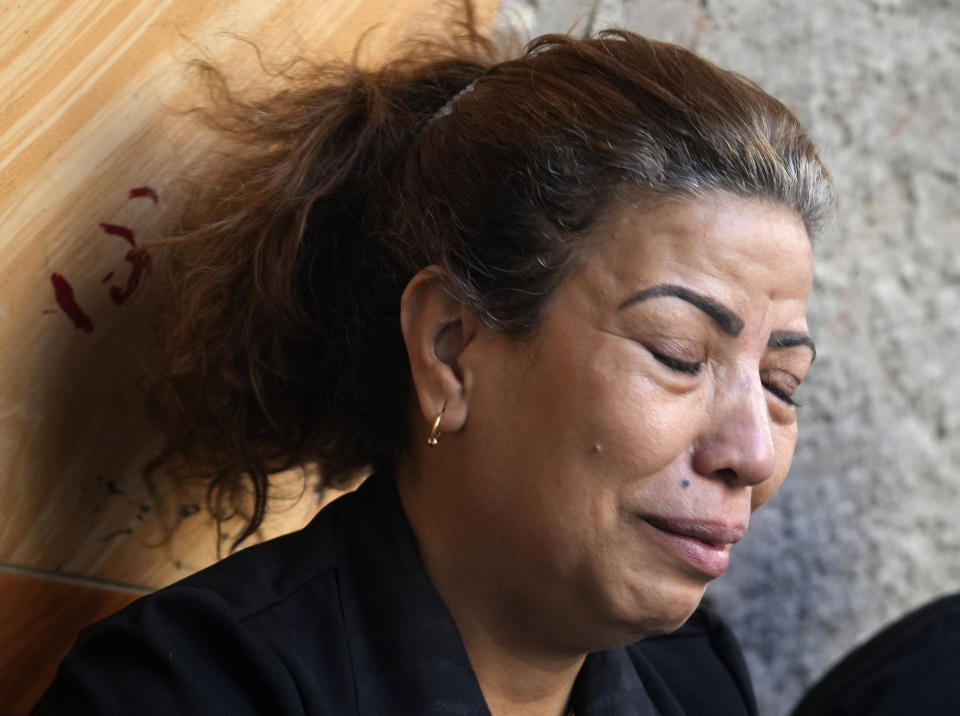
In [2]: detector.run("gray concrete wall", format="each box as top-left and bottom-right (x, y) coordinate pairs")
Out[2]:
(495, 1), (960, 713)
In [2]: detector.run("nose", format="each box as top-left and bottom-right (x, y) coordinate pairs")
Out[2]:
(691, 371), (777, 487)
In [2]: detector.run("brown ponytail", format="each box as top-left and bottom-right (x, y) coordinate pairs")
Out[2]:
(151, 12), (833, 548)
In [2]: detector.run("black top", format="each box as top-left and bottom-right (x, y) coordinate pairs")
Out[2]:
(792, 592), (960, 716)
(34, 474), (758, 715)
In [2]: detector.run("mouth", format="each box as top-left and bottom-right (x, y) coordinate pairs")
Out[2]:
(640, 515), (748, 578)
(645, 516), (747, 547)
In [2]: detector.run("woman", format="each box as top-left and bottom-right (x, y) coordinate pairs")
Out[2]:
(34, 11), (833, 716)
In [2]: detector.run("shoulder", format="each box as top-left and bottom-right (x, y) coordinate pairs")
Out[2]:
(33, 491), (360, 716)
(626, 607), (759, 716)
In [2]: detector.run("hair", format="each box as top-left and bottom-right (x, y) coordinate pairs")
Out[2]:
(150, 9), (834, 548)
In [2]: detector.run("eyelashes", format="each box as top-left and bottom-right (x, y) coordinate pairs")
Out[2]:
(762, 381), (801, 407)
(650, 350), (802, 407)
(651, 351), (702, 375)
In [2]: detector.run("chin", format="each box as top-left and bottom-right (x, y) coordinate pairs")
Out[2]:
(641, 605), (700, 636)
(602, 585), (706, 645)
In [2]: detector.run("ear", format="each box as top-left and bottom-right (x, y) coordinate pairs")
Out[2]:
(400, 266), (476, 436)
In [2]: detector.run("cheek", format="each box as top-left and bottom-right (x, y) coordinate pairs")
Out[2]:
(582, 339), (709, 475)
(602, 393), (697, 472)
(750, 425), (798, 511)
(750, 474), (784, 512)
(498, 331), (704, 510)
(569, 370), (706, 502)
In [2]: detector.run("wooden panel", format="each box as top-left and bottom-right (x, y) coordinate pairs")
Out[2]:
(0, 567), (145, 715)
(0, 0), (499, 590)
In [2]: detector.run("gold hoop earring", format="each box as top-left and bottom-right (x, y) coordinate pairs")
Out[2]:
(426, 402), (446, 447)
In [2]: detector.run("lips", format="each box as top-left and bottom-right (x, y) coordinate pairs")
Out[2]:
(643, 516), (747, 547)
(639, 515), (748, 578)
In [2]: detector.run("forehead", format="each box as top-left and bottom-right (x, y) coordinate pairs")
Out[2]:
(573, 193), (813, 322)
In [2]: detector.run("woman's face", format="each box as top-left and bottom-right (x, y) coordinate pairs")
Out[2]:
(445, 193), (814, 651)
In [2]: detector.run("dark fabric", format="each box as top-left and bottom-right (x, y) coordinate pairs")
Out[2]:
(34, 474), (758, 715)
(792, 592), (960, 716)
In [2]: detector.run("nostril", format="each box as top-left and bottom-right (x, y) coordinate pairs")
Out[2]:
(713, 467), (738, 484)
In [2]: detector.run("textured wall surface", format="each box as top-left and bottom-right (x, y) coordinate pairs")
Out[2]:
(496, 1), (960, 714)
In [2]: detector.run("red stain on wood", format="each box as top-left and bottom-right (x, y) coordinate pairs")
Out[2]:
(50, 273), (94, 332)
(109, 248), (151, 305)
(128, 186), (158, 204)
(99, 222), (135, 246)
(100, 221), (151, 304)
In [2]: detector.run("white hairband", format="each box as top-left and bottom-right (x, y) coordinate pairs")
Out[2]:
(426, 80), (478, 126)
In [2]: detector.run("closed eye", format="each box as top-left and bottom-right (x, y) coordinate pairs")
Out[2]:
(651, 352), (703, 375)
(763, 380), (801, 407)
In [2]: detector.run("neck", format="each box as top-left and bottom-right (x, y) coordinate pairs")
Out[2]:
(397, 461), (584, 716)
(455, 615), (583, 716)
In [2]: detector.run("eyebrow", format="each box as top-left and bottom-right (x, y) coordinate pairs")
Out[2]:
(769, 331), (817, 362)
(619, 284), (745, 337)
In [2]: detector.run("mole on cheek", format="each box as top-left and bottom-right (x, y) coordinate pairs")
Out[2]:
(681, 479), (691, 489)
